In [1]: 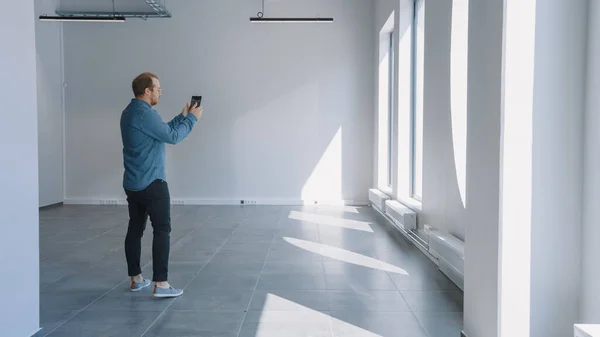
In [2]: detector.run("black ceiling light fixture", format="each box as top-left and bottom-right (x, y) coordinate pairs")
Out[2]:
(249, 0), (333, 23)
(39, 15), (126, 22)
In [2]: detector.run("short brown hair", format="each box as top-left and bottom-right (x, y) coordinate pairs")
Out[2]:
(132, 72), (158, 97)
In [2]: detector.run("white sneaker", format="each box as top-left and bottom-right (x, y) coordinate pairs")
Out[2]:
(153, 285), (184, 298)
(130, 279), (151, 292)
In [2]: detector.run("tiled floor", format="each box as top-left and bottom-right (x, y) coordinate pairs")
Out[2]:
(36, 204), (463, 337)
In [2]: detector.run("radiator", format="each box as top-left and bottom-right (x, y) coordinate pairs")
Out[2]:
(384, 200), (417, 231)
(368, 189), (390, 212)
(429, 229), (464, 290)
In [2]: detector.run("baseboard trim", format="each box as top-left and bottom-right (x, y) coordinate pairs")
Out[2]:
(39, 201), (64, 210)
(64, 198), (370, 206)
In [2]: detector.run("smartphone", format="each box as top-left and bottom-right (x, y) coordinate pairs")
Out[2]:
(191, 95), (202, 107)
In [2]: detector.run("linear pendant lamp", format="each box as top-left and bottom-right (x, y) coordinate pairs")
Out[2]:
(249, 0), (333, 23)
(39, 15), (126, 22)
(250, 16), (333, 23)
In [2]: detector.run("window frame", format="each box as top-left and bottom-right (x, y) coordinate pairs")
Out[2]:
(410, 0), (424, 201)
(387, 31), (395, 188)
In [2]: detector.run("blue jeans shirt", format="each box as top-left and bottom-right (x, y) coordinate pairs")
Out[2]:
(120, 98), (197, 191)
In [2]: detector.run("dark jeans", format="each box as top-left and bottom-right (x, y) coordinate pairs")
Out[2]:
(124, 179), (171, 282)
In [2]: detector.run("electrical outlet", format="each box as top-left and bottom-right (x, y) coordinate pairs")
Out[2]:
(243, 200), (257, 205)
(172, 200), (185, 205)
(101, 200), (118, 205)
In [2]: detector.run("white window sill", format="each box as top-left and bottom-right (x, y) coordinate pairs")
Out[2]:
(374, 187), (422, 213)
(397, 196), (422, 213)
(380, 186), (393, 196)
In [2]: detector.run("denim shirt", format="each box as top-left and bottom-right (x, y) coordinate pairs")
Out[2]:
(120, 98), (197, 191)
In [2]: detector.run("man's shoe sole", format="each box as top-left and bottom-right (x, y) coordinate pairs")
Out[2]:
(153, 291), (183, 298)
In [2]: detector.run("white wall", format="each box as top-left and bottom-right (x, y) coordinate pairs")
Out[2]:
(35, 0), (64, 207)
(0, 1), (41, 336)
(581, 0), (600, 324)
(61, 0), (374, 205)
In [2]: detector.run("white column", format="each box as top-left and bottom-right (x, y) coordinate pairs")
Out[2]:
(464, 0), (587, 336)
(528, 1), (586, 336)
(581, 0), (600, 325)
(0, 1), (41, 336)
(463, 0), (504, 335)
(497, 0), (536, 335)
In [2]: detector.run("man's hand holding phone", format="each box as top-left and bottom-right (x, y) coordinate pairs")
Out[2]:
(189, 102), (203, 119)
(181, 103), (190, 117)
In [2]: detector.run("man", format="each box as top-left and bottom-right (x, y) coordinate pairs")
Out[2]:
(120, 72), (202, 298)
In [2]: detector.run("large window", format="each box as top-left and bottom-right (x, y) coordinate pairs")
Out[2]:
(377, 13), (394, 192)
(387, 31), (395, 187)
(411, 0), (424, 200)
(451, 0), (469, 207)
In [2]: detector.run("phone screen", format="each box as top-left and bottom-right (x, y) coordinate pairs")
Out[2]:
(191, 95), (202, 107)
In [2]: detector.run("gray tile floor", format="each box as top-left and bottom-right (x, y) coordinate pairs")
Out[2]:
(36, 204), (463, 337)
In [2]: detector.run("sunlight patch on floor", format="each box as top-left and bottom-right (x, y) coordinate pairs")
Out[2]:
(288, 210), (373, 233)
(283, 237), (409, 275)
(256, 293), (384, 337)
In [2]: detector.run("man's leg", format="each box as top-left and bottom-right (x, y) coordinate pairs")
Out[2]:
(147, 179), (182, 297)
(124, 189), (151, 291)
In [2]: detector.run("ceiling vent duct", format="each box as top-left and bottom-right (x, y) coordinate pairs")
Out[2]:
(40, 0), (171, 22)
(142, 0), (171, 17)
